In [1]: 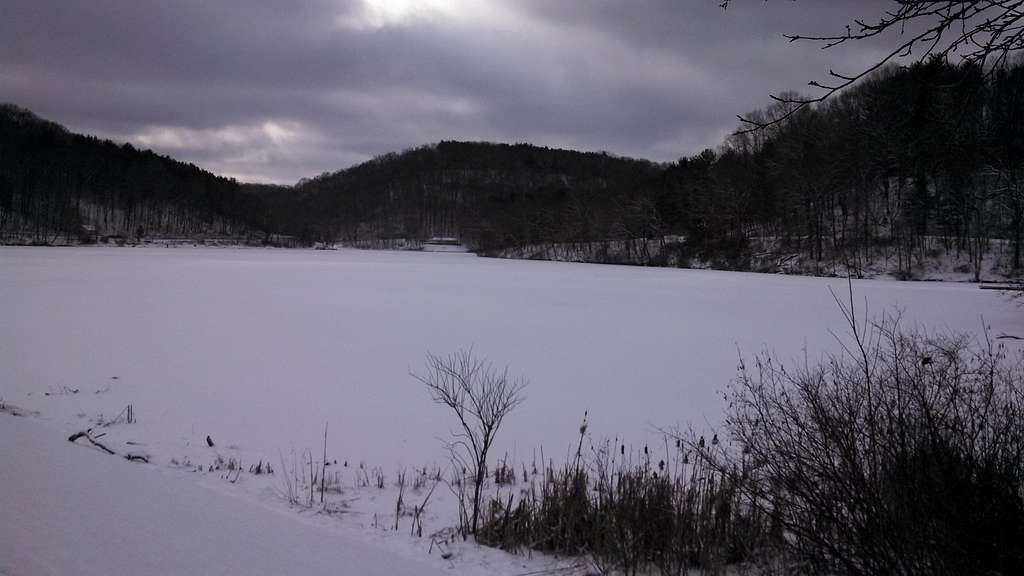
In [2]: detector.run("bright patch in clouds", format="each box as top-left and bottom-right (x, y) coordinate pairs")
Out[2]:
(131, 121), (307, 151)
(345, 0), (466, 29)
(93, 119), (337, 184)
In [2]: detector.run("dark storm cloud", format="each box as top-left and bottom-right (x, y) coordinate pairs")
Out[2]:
(2, 0), (895, 183)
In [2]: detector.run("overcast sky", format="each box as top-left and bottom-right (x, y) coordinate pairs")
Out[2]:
(2, 0), (893, 184)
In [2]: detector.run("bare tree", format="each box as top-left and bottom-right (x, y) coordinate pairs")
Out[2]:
(722, 0), (1024, 130)
(413, 348), (527, 535)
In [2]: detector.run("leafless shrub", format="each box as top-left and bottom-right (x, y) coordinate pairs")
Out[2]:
(478, 419), (770, 575)
(278, 449), (327, 508)
(494, 454), (516, 486)
(394, 469), (406, 531)
(711, 288), (1024, 575)
(248, 459), (274, 475)
(102, 404), (135, 426)
(411, 476), (441, 538)
(413, 347), (527, 535)
(478, 285), (1024, 575)
(447, 465), (472, 537)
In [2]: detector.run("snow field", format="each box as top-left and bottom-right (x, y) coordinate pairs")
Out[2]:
(1, 246), (1020, 573)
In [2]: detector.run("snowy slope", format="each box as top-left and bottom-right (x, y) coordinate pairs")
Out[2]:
(0, 414), (448, 576)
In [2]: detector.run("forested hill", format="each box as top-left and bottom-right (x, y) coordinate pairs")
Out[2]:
(280, 141), (664, 250)
(710, 59), (1024, 280)
(0, 104), (265, 244)
(231, 59), (1024, 280)
(3, 58), (1023, 280)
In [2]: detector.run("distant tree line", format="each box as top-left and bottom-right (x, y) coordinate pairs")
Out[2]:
(0, 104), (266, 244)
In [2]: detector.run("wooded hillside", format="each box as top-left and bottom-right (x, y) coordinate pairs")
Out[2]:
(4, 58), (1022, 279)
(0, 104), (265, 244)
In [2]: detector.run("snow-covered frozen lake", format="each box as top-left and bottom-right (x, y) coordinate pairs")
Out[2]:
(2, 246), (1020, 467)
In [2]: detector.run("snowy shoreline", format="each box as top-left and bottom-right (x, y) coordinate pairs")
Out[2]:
(0, 240), (1016, 284)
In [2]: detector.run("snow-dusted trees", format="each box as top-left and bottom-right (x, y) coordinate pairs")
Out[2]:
(710, 58), (1024, 276)
(413, 348), (526, 535)
(0, 104), (265, 243)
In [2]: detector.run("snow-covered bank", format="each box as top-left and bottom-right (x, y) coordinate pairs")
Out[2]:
(0, 414), (448, 576)
(486, 236), (1020, 283)
(11, 236), (1019, 283)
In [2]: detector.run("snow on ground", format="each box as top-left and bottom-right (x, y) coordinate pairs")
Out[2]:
(1, 246), (1021, 574)
(0, 414), (453, 576)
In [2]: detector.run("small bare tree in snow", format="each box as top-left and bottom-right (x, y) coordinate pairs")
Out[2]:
(413, 348), (526, 535)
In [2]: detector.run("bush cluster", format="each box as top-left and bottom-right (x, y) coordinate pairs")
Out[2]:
(478, 433), (775, 575)
(722, 307), (1024, 575)
(474, 298), (1024, 575)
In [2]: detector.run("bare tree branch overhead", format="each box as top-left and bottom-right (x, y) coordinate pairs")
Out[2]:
(722, 0), (1024, 130)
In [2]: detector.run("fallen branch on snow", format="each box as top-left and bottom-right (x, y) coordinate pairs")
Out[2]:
(68, 429), (116, 455)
